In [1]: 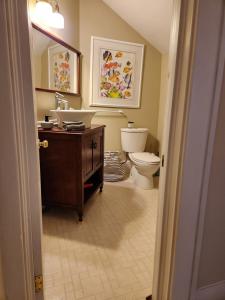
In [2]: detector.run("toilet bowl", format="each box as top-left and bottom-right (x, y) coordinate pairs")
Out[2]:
(129, 152), (160, 189)
(121, 128), (160, 189)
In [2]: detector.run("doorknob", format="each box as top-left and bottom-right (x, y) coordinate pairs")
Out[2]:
(39, 140), (48, 149)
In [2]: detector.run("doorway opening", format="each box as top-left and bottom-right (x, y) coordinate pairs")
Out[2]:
(30, 0), (174, 299)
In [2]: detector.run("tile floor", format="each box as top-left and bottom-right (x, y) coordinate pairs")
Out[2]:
(42, 179), (158, 300)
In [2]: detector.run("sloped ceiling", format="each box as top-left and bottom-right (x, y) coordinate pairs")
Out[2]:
(102, 0), (173, 53)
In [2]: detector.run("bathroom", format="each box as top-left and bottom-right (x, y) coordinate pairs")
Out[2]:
(30, 0), (171, 299)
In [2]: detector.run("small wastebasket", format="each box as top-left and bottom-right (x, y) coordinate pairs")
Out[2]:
(104, 151), (130, 182)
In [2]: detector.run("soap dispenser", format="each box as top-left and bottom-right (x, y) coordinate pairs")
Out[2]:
(41, 115), (54, 129)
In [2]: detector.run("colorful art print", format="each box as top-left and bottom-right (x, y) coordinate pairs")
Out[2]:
(99, 48), (135, 100)
(52, 50), (71, 92)
(48, 44), (77, 93)
(90, 37), (144, 108)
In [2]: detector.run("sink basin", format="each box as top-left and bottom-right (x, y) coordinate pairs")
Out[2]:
(50, 110), (96, 128)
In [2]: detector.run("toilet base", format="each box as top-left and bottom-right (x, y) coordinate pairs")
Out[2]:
(130, 166), (154, 190)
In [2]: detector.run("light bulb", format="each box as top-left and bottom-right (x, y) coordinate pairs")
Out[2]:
(50, 11), (65, 29)
(34, 1), (53, 26)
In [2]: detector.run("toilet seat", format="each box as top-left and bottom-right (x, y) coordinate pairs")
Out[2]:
(129, 152), (160, 165)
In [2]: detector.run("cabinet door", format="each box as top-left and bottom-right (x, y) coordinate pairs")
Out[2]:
(83, 135), (93, 177)
(93, 130), (103, 170)
(39, 134), (82, 207)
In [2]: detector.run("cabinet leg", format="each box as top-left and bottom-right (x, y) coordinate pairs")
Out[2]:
(78, 212), (83, 222)
(99, 184), (103, 193)
(42, 204), (51, 212)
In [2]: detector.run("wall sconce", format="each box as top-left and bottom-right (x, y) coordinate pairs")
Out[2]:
(33, 0), (64, 29)
(34, 1), (52, 26)
(51, 1), (64, 29)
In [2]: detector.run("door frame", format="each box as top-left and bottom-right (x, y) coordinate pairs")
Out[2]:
(153, 0), (225, 299)
(0, 0), (43, 299)
(153, 0), (199, 298)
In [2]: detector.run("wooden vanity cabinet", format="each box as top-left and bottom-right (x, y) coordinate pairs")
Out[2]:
(38, 125), (105, 221)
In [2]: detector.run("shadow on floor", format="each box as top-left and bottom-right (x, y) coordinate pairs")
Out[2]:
(42, 183), (148, 250)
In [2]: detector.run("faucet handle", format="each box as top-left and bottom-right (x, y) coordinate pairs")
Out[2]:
(55, 92), (64, 98)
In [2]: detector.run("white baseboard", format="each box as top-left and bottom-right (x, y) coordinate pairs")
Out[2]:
(196, 280), (225, 300)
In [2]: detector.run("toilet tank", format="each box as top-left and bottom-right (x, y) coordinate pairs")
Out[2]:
(121, 128), (148, 152)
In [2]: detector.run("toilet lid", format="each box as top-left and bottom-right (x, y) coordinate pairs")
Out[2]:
(130, 152), (160, 164)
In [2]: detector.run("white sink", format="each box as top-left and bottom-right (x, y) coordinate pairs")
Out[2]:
(50, 110), (96, 128)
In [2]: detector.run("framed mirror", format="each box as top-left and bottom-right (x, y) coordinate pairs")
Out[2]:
(32, 23), (81, 96)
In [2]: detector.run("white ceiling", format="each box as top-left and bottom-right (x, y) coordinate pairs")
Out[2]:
(102, 0), (173, 54)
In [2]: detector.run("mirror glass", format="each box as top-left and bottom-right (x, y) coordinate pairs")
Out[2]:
(32, 24), (81, 96)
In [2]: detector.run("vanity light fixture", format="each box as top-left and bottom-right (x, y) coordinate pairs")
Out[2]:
(34, 0), (64, 29)
(34, 0), (53, 26)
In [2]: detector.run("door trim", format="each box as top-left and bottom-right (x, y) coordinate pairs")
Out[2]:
(152, 0), (199, 298)
(0, 0), (43, 299)
(153, 1), (225, 300)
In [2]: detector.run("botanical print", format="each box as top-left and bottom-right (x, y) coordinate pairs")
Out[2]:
(90, 36), (144, 108)
(99, 48), (135, 100)
(52, 51), (71, 92)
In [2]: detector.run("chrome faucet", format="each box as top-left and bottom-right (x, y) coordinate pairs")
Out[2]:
(55, 92), (69, 110)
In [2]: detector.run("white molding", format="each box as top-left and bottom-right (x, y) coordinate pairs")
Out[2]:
(0, 0), (43, 299)
(152, 0), (199, 298)
(196, 280), (225, 300)
(152, 0), (182, 298)
(153, 0), (225, 299)
(168, 1), (225, 300)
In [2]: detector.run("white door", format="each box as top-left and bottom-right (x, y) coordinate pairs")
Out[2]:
(171, 1), (225, 299)
(153, 0), (225, 299)
(0, 0), (43, 299)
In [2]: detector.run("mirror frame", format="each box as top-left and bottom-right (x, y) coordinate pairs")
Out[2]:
(32, 23), (81, 96)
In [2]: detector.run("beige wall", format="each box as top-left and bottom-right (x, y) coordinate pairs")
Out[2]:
(34, 52), (41, 87)
(157, 54), (169, 154)
(31, 0), (162, 152)
(80, 0), (161, 152)
(197, 69), (225, 287)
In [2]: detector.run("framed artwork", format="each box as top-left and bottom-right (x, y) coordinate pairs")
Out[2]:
(48, 44), (77, 93)
(90, 36), (144, 108)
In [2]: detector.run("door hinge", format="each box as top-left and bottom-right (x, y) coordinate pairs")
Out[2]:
(34, 275), (43, 293)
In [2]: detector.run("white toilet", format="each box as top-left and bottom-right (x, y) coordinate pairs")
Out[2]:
(121, 128), (160, 189)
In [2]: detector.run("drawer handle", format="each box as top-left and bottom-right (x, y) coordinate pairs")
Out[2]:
(92, 141), (97, 149)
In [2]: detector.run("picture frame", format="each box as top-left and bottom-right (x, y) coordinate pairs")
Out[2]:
(48, 44), (78, 93)
(90, 36), (144, 108)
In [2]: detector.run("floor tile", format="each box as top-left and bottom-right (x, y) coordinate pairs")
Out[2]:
(43, 180), (158, 299)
